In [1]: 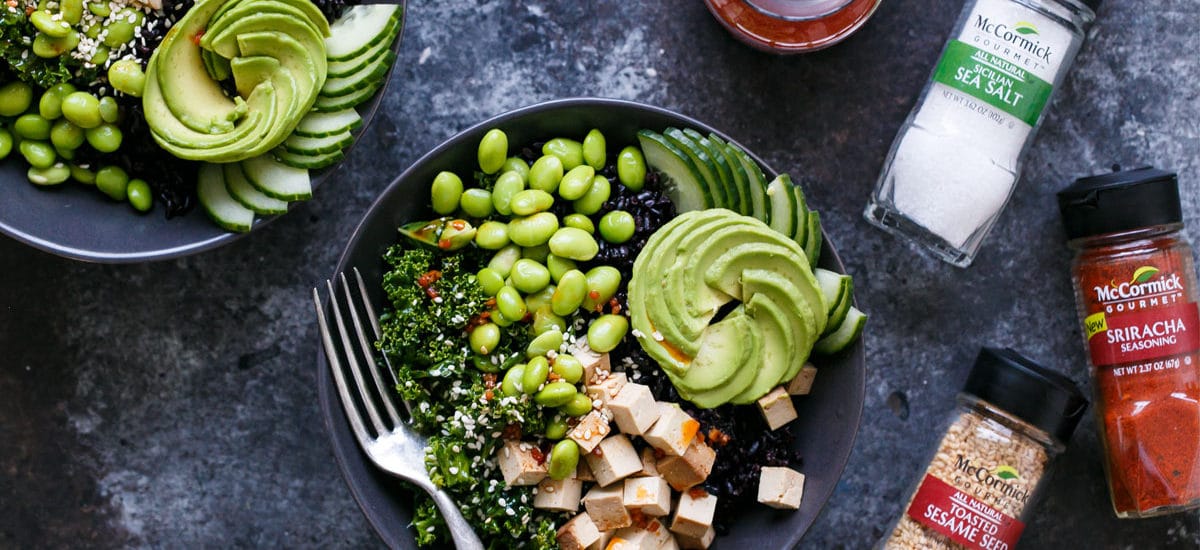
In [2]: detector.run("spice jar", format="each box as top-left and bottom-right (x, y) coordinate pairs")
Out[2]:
(1058, 167), (1200, 518)
(881, 348), (1087, 550)
(703, 0), (882, 53)
(865, 0), (1099, 267)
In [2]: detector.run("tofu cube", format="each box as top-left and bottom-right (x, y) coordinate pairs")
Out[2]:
(675, 525), (715, 549)
(569, 410), (613, 453)
(757, 387), (798, 431)
(556, 512), (602, 550)
(606, 527), (651, 550)
(586, 372), (628, 408)
(582, 484), (632, 531)
(609, 383), (660, 435)
(497, 441), (547, 487)
(644, 519), (676, 549)
(642, 402), (700, 456)
(587, 530), (613, 550)
(657, 439), (716, 491)
(623, 476), (672, 516)
(534, 477), (584, 512)
(670, 490), (717, 539)
(638, 447), (660, 478)
(574, 345), (612, 384)
(574, 459), (595, 482)
(584, 434), (642, 487)
(785, 364), (818, 395)
(757, 466), (805, 510)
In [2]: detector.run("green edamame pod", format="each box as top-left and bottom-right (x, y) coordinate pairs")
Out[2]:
(552, 354), (584, 385)
(0, 129), (12, 160)
(488, 244), (522, 278)
(535, 381), (577, 407)
(544, 418), (569, 440)
(532, 307), (567, 335)
(560, 392), (593, 417)
(430, 171), (464, 215)
(583, 129), (606, 170)
(50, 120), (85, 150)
(27, 163), (71, 186)
(509, 189), (554, 216)
(542, 138), (583, 170)
(475, 221), (510, 250)
(31, 10), (72, 38)
(557, 165), (595, 201)
(469, 322), (502, 355)
(477, 128), (508, 174)
(547, 439), (581, 480)
(126, 179), (153, 212)
(85, 123), (122, 153)
(98, 96), (120, 124)
(573, 175), (611, 215)
(0, 82), (33, 117)
(476, 267), (506, 296)
(582, 266), (622, 312)
(61, 0), (84, 24)
(598, 210), (636, 244)
(510, 258), (551, 294)
(501, 157), (529, 181)
(548, 227), (599, 262)
(508, 212), (559, 247)
(552, 269), (587, 317)
(61, 92), (102, 129)
(563, 213), (595, 234)
(617, 146), (647, 190)
(70, 165), (95, 184)
(107, 59), (147, 97)
(33, 31), (80, 58)
(587, 314), (629, 353)
(459, 188), (494, 218)
(491, 170), (525, 215)
(525, 285), (556, 314)
(14, 114), (52, 141)
(528, 155), (564, 194)
(95, 165), (129, 201)
(546, 254), (577, 283)
(496, 286), (528, 322)
(19, 141), (57, 169)
(526, 330), (563, 358)
(501, 364), (526, 396)
(522, 356), (551, 394)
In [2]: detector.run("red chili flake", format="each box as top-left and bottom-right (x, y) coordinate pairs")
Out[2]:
(483, 389), (495, 401)
(191, 30), (205, 45)
(417, 270), (443, 288)
(451, 220), (467, 230)
(547, 372), (562, 382)
(591, 446), (604, 457)
(531, 446), (546, 465)
(484, 297), (497, 308)
(707, 428), (731, 447)
(609, 298), (622, 315)
(588, 290), (601, 300)
(483, 373), (498, 388)
(424, 287), (440, 300)
(688, 487), (709, 499)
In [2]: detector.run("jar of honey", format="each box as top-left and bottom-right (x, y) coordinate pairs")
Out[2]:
(703, 0), (882, 53)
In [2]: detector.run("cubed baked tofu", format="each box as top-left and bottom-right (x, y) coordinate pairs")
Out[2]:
(574, 459), (596, 482)
(784, 364), (818, 395)
(574, 344), (612, 384)
(638, 447), (660, 478)
(605, 527), (651, 550)
(643, 519), (676, 549)
(585, 434), (643, 487)
(757, 466), (805, 510)
(497, 441), (548, 487)
(670, 490), (717, 539)
(583, 484), (632, 531)
(756, 386), (798, 431)
(534, 477), (584, 512)
(675, 525), (715, 549)
(570, 410), (613, 453)
(657, 439), (716, 491)
(623, 476), (672, 516)
(642, 402), (700, 456)
(587, 372), (629, 408)
(609, 383), (660, 436)
(588, 529), (613, 550)
(557, 512), (602, 550)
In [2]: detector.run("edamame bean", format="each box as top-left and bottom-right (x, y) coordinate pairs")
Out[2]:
(0, 129), (12, 160)
(98, 96), (119, 123)
(587, 315), (628, 353)
(471, 354), (501, 373)
(501, 157), (529, 181)
(87, 1), (110, 17)
(33, 31), (80, 58)
(525, 286), (556, 314)
(107, 59), (146, 97)
(582, 266), (622, 312)
(599, 210), (636, 244)
(126, 179), (152, 212)
(526, 330), (563, 358)
(552, 354), (584, 385)
(95, 165), (129, 201)
(548, 227), (599, 261)
(19, 141), (56, 169)
(573, 175), (611, 215)
(522, 244), (550, 263)
(14, 114), (52, 140)
(560, 393), (593, 417)
(491, 170), (524, 215)
(469, 322), (501, 355)
(583, 129), (606, 170)
(476, 267), (506, 296)
(552, 269), (587, 317)
(61, 92), (102, 129)
(510, 259), (551, 294)
(546, 254), (576, 283)
(459, 188), (493, 218)
(508, 212), (559, 247)
(487, 244), (522, 278)
(522, 356), (551, 394)
(543, 138), (583, 170)
(528, 154), (563, 193)
(547, 439), (580, 480)
(562, 213), (594, 234)
(430, 171), (463, 215)
(501, 364), (526, 396)
(535, 381), (577, 407)
(477, 128), (507, 174)
(496, 286), (527, 322)
(544, 418), (568, 440)
(56, 146), (75, 161)
(39, 90), (64, 120)
(103, 10), (142, 47)
(89, 44), (109, 66)
(509, 189), (554, 216)
(61, 0), (84, 24)
(491, 309), (515, 328)
(70, 165), (95, 184)
(474, 221), (510, 250)
(617, 146), (647, 190)
(27, 163), (70, 186)
(50, 120), (85, 150)
(85, 123), (122, 153)
(557, 165), (594, 201)
(30, 10), (72, 37)
(0, 82), (33, 117)
(439, 220), (476, 251)
(532, 308), (567, 335)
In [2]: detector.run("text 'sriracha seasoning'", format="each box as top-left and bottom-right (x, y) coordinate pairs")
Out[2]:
(881, 348), (1086, 550)
(1058, 168), (1200, 518)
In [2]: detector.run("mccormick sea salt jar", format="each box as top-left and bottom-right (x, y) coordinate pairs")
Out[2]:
(865, 0), (1098, 267)
(880, 348), (1087, 550)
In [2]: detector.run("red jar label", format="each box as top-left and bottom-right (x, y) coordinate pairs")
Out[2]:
(1081, 266), (1200, 367)
(906, 474), (1025, 550)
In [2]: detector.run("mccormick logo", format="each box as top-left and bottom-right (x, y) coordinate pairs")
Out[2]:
(954, 455), (1030, 505)
(1093, 266), (1184, 304)
(974, 15), (1053, 62)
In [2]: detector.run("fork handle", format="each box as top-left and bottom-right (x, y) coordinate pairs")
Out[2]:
(429, 487), (485, 550)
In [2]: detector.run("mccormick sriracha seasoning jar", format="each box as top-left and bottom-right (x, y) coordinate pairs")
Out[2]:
(1058, 167), (1200, 518)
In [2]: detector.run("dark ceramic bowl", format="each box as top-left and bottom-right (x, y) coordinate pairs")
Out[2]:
(0, 5), (406, 263)
(318, 98), (866, 549)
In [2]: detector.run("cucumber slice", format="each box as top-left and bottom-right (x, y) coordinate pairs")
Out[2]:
(273, 147), (345, 170)
(325, 5), (401, 61)
(805, 211), (823, 267)
(663, 128), (729, 209)
(328, 38), (392, 78)
(197, 163), (254, 232)
(242, 154), (312, 201)
(726, 142), (769, 224)
(684, 129), (740, 214)
(814, 268), (853, 335)
(320, 50), (396, 98)
(294, 109), (363, 138)
(282, 131), (354, 156)
(708, 133), (752, 216)
(313, 78), (385, 111)
(814, 306), (866, 356)
(783, 175), (810, 247)
(224, 162), (290, 215)
(637, 130), (712, 213)
(766, 175), (798, 238)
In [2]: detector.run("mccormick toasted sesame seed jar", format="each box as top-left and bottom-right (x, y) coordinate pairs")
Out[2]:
(880, 348), (1087, 550)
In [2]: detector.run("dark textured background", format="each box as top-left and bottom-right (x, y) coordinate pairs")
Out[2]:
(2, 0), (1199, 548)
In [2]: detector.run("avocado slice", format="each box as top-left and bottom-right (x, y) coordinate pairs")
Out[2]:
(672, 308), (750, 393)
(731, 293), (796, 404)
(144, 61), (277, 159)
(153, 0), (244, 134)
(669, 311), (762, 409)
(629, 213), (703, 374)
(739, 269), (816, 386)
(705, 241), (825, 337)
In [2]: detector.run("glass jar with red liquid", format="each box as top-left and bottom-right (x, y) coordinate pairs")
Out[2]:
(703, 0), (882, 53)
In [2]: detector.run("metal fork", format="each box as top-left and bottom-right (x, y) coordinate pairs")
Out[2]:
(314, 269), (484, 550)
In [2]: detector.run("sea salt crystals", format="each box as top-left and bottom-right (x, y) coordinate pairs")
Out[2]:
(864, 0), (1098, 267)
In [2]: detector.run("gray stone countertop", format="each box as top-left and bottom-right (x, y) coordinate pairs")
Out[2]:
(3, 0), (1199, 548)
